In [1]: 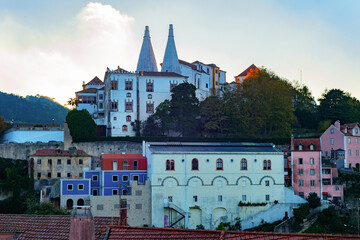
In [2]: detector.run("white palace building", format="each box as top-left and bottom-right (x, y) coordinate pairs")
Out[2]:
(75, 24), (226, 137)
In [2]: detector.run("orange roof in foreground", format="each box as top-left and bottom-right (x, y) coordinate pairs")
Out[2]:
(101, 154), (146, 160)
(106, 226), (360, 240)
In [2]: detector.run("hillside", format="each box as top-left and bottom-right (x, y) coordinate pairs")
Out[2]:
(0, 92), (69, 124)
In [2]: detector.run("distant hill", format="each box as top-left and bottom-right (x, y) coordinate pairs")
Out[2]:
(0, 92), (69, 124)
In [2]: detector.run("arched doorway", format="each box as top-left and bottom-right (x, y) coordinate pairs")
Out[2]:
(213, 207), (227, 228)
(66, 199), (73, 210)
(77, 198), (84, 206)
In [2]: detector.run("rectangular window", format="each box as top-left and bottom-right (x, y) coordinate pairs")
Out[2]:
(136, 204), (142, 210)
(67, 159), (71, 165)
(112, 189), (118, 195)
(330, 128), (334, 134)
(93, 189), (98, 196)
(146, 82), (154, 92)
(265, 180), (270, 186)
(48, 159), (52, 165)
(99, 94), (103, 100)
(349, 149), (351, 156)
(78, 184), (84, 190)
(47, 172), (51, 178)
(146, 102), (154, 114)
(57, 159), (61, 165)
(123, 175), (129, 182)
(57, 172), (61, 178)
(348, 137), (351, 144)
(125, 101), (133, 112)
(298, 158), (303, 165)
(299, 180), (304, 186)
(170, 82), (177, 92)
(133, 161), (138, 170)
(135, 190), (142, 196)
(242, 195), (246, 201)
(133, 175), (139, 182)
(206, 83), (208, 88)
(265, 194), (270, 201)
(299, 169), (303, 176)
(218, 195), (223, 202)
(331, 138), (334, 145)
(112, 175), (118, 182)
(123, 160), (129, 170)
(193, 196), (198, 202)
(310, 180), (315, 186)
(310, 158), (314, 165)
(357, 150), (359, 156)
(79, 159), (83, 165)
(122, 189), (128, 195)
(111, 101), (118, 111)
(111, 80), (118, 90)
(357, 138), (359, 144)
(37, 159), (41, 164)
(126, 93), (131, 98)
(125, 80), (133, 90)
(335, 186), (340, 191)
(67, 173), (71, 178)
(168, 196), (173, 202)
(310, 169), (315, 175)
(79, 172), (83, 178)
(97, 204), (103, 210)
(93, 175), (98, 181)
(67, 184), (73, 190)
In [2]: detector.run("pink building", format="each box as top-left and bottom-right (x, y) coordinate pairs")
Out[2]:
(321, 120), (360, 168)
(291, 137), (343, 202)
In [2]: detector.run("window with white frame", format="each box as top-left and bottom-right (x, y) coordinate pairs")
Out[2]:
(330, 128), (334, 134)
(310, 180), (315, 186)
(310, 158), (315, 165)
(265, 194), (270, 201)
(299, 180), (304, 186)
(348, 138), (351, 144)
(242, 195), (246, 201)
(218, 195), (223, 202)
(78, 184), (84, 190)
(123, 175), (129, 182)
(331, 138), (334, 145)
(112, 175), (118, 182)
(67, 184), (73, 190)
(92, 175), (98, 181)
(299, 169), (303, 176)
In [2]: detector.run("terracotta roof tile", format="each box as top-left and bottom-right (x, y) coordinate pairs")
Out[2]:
(0, 214), (118, 240)
(235, 64), (258, 77)
(292, 138), (321, 151)
(106, 226), (360, 240)
(31, 149), (90, 157)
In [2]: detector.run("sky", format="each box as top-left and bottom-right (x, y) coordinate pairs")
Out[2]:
(0, 0), (359, 106)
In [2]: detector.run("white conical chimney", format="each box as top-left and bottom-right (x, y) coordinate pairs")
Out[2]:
(161, 24), (180, 74)
(136, 26), (158, 72)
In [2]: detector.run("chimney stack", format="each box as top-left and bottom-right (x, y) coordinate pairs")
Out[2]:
(69, 206), (95, 240)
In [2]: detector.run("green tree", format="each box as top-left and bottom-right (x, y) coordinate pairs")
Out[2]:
(65, 109), (96, 140)
(318, 89), (356, 123)
(200, 96), (227, 136)
(153, 100), (173, 135)
(26, 202), (70, 215)
(170, 83), (200, 136)
(0, 115), (6, 134)
(241, 68), (295, 137)
(142, 116), (161, 136)
(131, 120), (142, 137)
(306, 192), (321, 209)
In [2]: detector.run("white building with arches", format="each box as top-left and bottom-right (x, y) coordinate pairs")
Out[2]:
(143, 142), (305, 230)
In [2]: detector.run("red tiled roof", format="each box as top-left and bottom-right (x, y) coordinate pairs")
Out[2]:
(101, 154), (146, 160)
(86, 76), (103, 85)
(31, 149), (90, 157)
(0, 214), (119, 240)
(342, 122), (359, 129)
(106, 226), (360, 240)
(235, 64), (258, 77)
(292, 138), (321, 151)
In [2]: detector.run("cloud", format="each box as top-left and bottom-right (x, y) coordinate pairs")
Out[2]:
(0, 2), (140, 106)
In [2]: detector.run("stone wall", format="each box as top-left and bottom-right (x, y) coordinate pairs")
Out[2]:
(0, 142), (64, 160)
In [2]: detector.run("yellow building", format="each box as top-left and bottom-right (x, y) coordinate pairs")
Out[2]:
(31, 148), (91, 180)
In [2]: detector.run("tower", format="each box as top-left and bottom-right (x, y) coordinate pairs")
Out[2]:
(136, 26), (158, 72)
(161, 24), (181, 74)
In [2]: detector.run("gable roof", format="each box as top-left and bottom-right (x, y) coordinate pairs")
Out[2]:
(235, 64), (258, 77)
(179, 59), (197, 70)
(86, 76), (103, 85)
(292, 138), (321, 151)
(31, 149), (90, 157)
(105, 226), (359, 240)
(0, 214), (118, 240)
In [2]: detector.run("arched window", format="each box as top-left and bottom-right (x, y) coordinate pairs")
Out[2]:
(77, 198), (84, 206)
(166, 160), (175, 171)
(192, 158), (199, 170)
(122, 125), (128, 132)
(66, 199), (73, 210)
(113, 160), (118, 170)
(263, 160), (271, 170)
(241, 158), (247, 170)
(123, 160), (129, 170)
(216, 159), (223, 170)
(126, 115), (131, 122)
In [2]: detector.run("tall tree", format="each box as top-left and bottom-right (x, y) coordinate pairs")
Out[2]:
(65, 109), (96, 140)
(170, 82), (200, 136)
(318, 89), (356, 123)
(153, 100), (173, 135)
(200, 96), (227, 136)
(241, 69), (295, 137)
